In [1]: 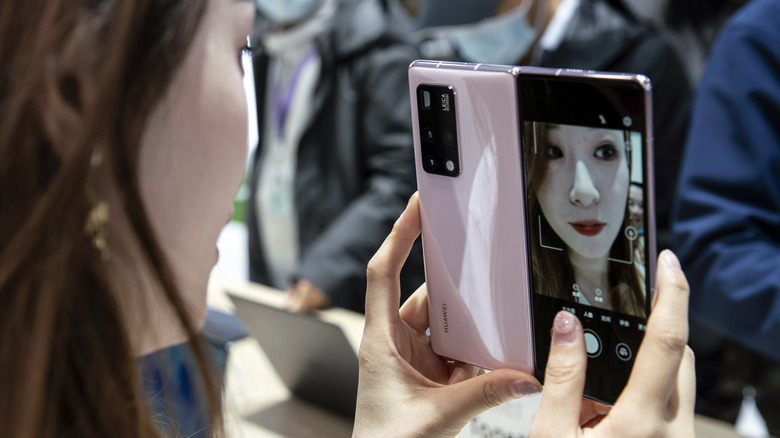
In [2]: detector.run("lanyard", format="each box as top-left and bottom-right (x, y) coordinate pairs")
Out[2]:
(272, 45), (318, 141)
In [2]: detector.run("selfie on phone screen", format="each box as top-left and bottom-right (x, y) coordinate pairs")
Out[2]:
(526, 122), (646, 316)
(520, 72), (654, 405)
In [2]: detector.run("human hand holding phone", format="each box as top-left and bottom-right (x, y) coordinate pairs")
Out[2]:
(354, 195), (695, 437)
(353, 193), (542, 437)
(409, 61), (661, 403)
(531, 250), (695, 437)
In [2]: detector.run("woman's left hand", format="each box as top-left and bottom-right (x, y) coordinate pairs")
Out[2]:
(353, 194), (542, 437)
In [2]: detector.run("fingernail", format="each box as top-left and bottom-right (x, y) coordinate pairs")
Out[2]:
(408, 191), (418, 206)
(553, 311), (578, 345)
(511, 380), (541, 398)
(661, 250), (681, 271)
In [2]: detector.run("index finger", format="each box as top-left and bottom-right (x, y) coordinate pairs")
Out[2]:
(621, 250), (690, 414)
(364, 193), (422, 331)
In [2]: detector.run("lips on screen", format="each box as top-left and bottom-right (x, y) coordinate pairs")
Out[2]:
(523, 121), (647, 319)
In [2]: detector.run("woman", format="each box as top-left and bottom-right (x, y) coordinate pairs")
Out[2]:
(525, 122), (646, 316)
(0, 0), (692, 436)
(0, 0), (252, 435)
(629, 181), (647, 269)
(628, 182), (645, 232)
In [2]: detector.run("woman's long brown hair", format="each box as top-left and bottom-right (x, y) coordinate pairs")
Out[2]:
(524, 122), (646, 317)
(0, 1), (223, 436)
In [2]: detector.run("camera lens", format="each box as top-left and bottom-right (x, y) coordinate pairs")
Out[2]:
(422, 127), (434, 144)
(424, 155), (436, 171)
(441, 129), (454, 147)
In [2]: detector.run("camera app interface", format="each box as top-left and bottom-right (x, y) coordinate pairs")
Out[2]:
(521, 83), (651, 404)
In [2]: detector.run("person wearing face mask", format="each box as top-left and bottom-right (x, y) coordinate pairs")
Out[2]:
(255, 0), (322, 24)
(413, 0), (692, 252)
(414, 0), (546, 65)
(247, 0), (424, 313)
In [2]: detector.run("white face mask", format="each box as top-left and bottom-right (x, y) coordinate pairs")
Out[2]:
(448, 1), (541, 65)
(256, 0), (322, 25)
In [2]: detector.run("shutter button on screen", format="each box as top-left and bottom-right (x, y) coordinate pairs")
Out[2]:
(583, 329), (602, 358)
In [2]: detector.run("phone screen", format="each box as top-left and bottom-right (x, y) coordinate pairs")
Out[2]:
(519, 74), (653, 404)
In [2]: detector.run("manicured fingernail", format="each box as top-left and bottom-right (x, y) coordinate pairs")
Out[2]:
(511, 380), (541, 397)
(408, 191), (418, 205)
(553, 311), (578, 345)
(661, 250), (681, 270)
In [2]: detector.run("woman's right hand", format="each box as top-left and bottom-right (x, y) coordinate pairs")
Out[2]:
(530, 249), (696, 437)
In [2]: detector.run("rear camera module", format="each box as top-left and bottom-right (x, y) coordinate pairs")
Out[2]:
(416, 84), (460, 177)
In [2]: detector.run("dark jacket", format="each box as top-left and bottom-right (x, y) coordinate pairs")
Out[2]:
(670, 1), (780, 431)
(248, 0), (423, 312)
(671, 0), (780, 364)
(538, 0), (693, 249)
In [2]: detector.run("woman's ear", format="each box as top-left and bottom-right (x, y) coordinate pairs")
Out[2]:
(38, 18), (103, 160)
(39, 68), (88, 158)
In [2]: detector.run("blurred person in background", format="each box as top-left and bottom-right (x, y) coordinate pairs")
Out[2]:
(247, 0), (424, 313)
(617, 0), (748, 85)
(629, 181), (646, 278)
(409, 0), (692, 251)
(671, 0), (780, 434)
(662, 0), (748, 83)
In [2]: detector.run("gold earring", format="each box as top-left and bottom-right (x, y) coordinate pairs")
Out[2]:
(85, 144), (110, 261)
(85, 198), (110, 261)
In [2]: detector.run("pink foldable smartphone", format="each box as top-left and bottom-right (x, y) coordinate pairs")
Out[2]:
(409, 60), (656, 405)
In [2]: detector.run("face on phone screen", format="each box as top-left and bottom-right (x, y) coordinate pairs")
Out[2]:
(526, 122), (647, 316)
(519, 76), (652, 405)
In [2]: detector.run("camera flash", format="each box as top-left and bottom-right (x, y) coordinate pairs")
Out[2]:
(422, 90), (431, 109)
(445, 160), (455, 172)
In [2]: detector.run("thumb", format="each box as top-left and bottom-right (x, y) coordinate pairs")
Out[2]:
(531, 311), (586, 437)
(438, 368), (541, 430)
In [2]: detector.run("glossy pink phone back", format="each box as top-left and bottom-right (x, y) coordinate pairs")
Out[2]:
(409, 61), (534, 373)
